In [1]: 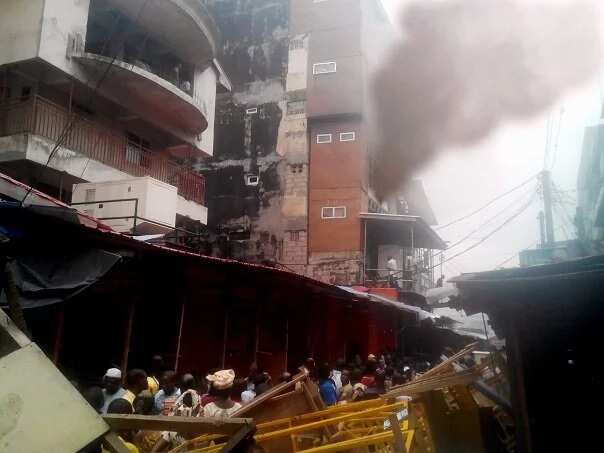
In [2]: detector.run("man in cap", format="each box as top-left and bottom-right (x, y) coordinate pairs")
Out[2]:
(101, 368), (126, 414)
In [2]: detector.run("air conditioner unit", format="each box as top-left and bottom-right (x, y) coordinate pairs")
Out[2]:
(72, 176), (177, 234)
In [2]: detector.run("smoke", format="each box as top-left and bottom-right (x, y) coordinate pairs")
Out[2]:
(372, 0), (601, 198)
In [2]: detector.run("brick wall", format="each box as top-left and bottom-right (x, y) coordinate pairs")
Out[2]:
(307, 251), (362, 285)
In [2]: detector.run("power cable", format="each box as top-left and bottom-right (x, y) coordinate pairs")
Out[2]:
(435, 173), (539, 231)
(434, 183), (538, 257)
(20, 0), (152, 205)
(428, 192), (537, 271)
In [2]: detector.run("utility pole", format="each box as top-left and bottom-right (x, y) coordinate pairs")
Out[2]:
(541, 170), (555, 245)
(538, 211), (546, 248)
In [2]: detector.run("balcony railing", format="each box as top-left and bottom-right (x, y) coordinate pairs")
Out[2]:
(0, 96), (205, 204)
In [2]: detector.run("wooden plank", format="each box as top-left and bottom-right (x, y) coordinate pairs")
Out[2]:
(220, 423), (257, 453)
(102, 432), (131, 453)
(384, 369), (479, 398)
(419, 342), (479, 379)
(103, 414), (254, 436)
(389, 414), (406, 453)
(232, 370), (309, 417)
(0, 308), (31, 349)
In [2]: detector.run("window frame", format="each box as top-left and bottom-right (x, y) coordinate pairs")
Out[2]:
(316, 133), (333, 144)
(321, 206), (347, 219)
(340, 132), (356, 142)
(312, 61), (337, 75)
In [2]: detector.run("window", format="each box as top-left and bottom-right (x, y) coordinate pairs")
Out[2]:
(340, 132), (356, 142)
(290, 231), (301, 241)
(313, 62), (337, 75)
(21, 87), (31, 99)
(287, 101), (305, 116)
(321, 206), (347, 219)
(316, 134), (332, 144)
(290, 39), (304, 50)
(246, 107), (258, 115)
(85, 189), (96, 203)
(245, 174), (259, 186)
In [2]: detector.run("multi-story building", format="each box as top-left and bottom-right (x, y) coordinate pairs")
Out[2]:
(0, 0), (229, 233)
(577, 112), (604, 250)
(203, 0), (444, 289)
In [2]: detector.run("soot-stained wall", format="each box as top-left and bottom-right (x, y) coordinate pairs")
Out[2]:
(201, 0), (291, 262)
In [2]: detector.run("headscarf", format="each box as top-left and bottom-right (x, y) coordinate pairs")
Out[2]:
(206, 369), (236, 390)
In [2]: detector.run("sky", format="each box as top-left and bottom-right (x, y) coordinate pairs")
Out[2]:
(381, 0), (604, 276)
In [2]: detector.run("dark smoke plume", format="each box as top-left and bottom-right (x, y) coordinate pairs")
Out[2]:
(372, 0), (601, 198)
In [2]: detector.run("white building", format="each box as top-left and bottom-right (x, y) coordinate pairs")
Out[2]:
(0, 0), (230, 229)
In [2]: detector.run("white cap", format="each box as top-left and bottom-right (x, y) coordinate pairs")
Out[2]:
(104, 368), (122, 379)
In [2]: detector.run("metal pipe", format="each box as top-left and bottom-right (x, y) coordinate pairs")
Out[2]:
(221, 310), (229, 369)
(121, 301), (136, 383)
(133, 198), (138, 235)
(174, 301), (186, 373)
(254, 309), (260, 363)
(284, 315), (289, 371)
(362, 220), (367, 285)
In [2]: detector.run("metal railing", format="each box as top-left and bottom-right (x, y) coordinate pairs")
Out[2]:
(0, 96), (205, 204)
(364, 268), (436, 292)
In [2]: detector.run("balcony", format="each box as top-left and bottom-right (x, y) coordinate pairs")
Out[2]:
(0, 96), (205, 204)
(103, 0), (219, 65)
(71, 51), (207, 135)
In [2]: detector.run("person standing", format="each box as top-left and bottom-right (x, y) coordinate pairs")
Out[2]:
(124, 369), (149, 409)
(331, 358), (346, 391)
(154, 370), (181, 415)
(101, 368), (126, 414)
(317, 363), (338, 406)
(387, 256), (399, 288)
(338, 370), (354, 402)
(147, 355), (163, 396)
(203, 369), (242, 418)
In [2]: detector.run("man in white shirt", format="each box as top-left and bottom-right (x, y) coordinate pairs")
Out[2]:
(387, 256), (399, 288)
(101, 368), (126, 414)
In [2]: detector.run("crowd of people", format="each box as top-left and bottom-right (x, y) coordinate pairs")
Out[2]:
(79, 352), (425, 452)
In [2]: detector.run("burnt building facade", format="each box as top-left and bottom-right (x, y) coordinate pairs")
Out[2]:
(202, 0), (444, 288)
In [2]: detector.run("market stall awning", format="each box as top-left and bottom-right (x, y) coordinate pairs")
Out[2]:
(360, 212), (446, 250)
(337, 286), (439, 321)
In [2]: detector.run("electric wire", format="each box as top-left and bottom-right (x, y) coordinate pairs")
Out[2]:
(434, 183), (538, 257)
(428, 192), (538, 270)
(435, 173), (539, 231)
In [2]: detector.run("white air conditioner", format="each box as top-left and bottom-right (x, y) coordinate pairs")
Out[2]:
(71, 176), (177, 234)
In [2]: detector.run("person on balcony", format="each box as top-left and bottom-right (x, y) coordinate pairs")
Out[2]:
(387, 256), (400, 289)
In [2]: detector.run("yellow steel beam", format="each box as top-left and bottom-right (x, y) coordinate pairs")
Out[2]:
(255, 402), (407, 442)
(296, 429), (415, 453)
(256, 398), (387, 431)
